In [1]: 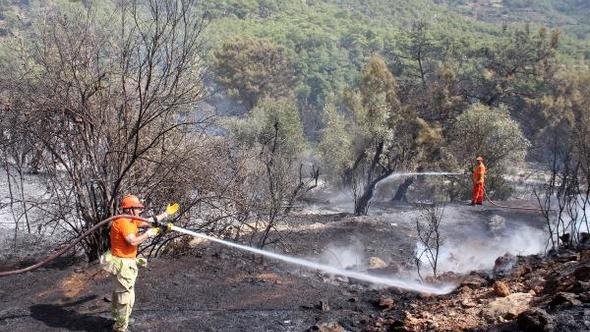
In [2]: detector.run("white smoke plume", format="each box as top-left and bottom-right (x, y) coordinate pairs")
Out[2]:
(315, 240), (366, 269)
(416, 217), (547, 274)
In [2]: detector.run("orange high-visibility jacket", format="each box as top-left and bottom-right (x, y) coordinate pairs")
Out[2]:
(472, 164), (486, 184)
(110, 217), (141, 258)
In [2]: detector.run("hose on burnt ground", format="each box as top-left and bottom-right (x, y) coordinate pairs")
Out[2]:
(0, 214), (148, 277)
(483, 185), (553, 212)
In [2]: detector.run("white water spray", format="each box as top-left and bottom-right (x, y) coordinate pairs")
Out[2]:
(382, 172), (463, 181)
(171, 226), (455, 295)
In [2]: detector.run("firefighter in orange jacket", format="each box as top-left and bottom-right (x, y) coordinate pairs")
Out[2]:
(471, 156), (486, 205)
(102, 195), (178, 331)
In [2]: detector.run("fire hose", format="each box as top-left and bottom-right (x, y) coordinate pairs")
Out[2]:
(481, 184), (555, 213)
(0, 175), (551, 278)
(483, 187), (551, 212)
(0, 216), (454, 294)
(0, 214), (149, 277)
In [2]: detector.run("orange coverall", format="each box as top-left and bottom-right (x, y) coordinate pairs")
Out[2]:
(472, 163), (486, 205)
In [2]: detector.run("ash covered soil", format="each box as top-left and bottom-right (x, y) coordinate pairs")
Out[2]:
(2, 201), (588, 331)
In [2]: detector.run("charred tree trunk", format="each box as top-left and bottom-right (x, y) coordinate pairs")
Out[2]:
(391, 176), (415, 202)
(353, 140), (396, 216)
(354, 170), (394, 216)
(392, 166), (423, 202)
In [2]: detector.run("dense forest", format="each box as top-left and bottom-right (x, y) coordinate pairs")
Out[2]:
(0, 0), (589, 256)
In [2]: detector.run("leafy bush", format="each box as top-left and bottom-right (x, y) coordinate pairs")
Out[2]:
(448, 103), (529, 200)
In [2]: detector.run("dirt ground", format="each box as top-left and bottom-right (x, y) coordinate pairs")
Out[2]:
(0, 201), (549, 331)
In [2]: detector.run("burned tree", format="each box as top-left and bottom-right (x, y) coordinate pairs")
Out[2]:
(413, 203), (445, 280)
(0, 0), (208, 261)
(535, 68), (590, 250)
(229, 98), (318, 248)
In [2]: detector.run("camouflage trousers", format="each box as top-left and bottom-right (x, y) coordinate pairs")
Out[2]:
(111, 258), (138, 332)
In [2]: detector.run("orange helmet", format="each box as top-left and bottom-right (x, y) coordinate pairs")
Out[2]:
(120, 194), (144, 209)
(476, 156), (484, 161)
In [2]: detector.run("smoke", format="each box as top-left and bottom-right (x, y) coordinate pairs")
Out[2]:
(315, 240), (366, 269)
(415, 216), (547, 274)
(299, 190), (355, 215)
(172, 226), (455, 294)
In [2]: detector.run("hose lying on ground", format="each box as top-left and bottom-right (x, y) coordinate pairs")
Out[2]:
(483, 187), (554, 212)
(0, 214), (148, 277)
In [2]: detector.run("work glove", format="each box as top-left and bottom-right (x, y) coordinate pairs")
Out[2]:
(152, 202), (180, 227)
(166, 202), (180, 217)
(146, 227), (160, 238)
(136, 257), (148, 268)
(158, 222), (174, 235)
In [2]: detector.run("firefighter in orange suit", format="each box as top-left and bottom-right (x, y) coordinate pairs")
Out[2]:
(101, 195), (178, 331)
(471, 156), (486, 205)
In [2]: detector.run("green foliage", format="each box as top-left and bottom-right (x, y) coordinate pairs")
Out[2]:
(464, 26), (559, 107)
(353, 55), (400, 140)
(230, 98), (306, 156)
(448, 103), (529, 199)
(450, 103), (529, 168)
(319, 56), (444, 213)
(444, 0), (590, 40)
(212, 36), (297, 109)
(4, 0), (588, 126)
(534, 67), (590, 162)
(318, 102), (352, 182)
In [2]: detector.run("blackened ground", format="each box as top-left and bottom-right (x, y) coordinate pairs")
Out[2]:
(0, 202), (549, 331)
(0, 248), (400, 331)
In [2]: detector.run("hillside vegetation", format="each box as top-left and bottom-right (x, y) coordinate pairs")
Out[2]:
(0, 0), (589, 256)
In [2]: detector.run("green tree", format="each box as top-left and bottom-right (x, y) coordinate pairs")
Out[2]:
(466, 26), (559, 108)
(448, 103), (529, 200)
(212, 36), (297, 109)
(320, 55), (441, 215)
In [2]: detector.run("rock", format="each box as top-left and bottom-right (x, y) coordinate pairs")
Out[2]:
(493, 253), (517, 279)
(525, 275), (546, 294)
(484, 292), (533, 320)
(552, 249), (579, 262)
(461, 299), (477, 308)
(545, 262), (590, 294)
(368, 256), (387, 269)
(309, 322), (344, 332)
(436, 271), (462, 284)
(493, 281), (511, 297)
(419, 311), (431, 319)
(426, 319), (439, 330)
(517, 308), (554, 331)
(403, 311), (421, 328)
(461, 273), (488, 289)
(580, 232), (590, 244)
(573, 280), (590, 293)
(559, 233), (571, 246)
(378, 296), (395, 310)
(509, 263), (532, 279)
(549, 292), (582, 308)
(572, 264), (590, 281)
